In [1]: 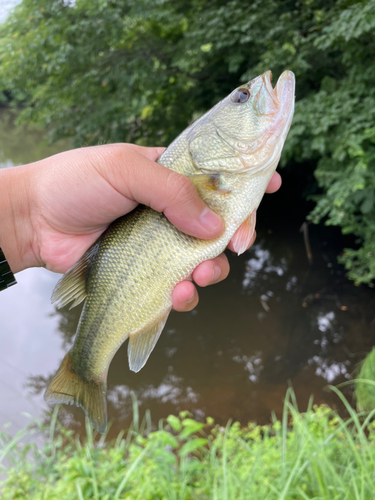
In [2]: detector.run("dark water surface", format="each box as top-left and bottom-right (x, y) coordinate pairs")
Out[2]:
(1, 110), (374, 437)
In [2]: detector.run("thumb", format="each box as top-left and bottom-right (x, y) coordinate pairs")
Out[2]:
(100, 145), (224, 239)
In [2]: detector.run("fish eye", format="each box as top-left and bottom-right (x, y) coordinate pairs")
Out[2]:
(231, 88), (250, 103)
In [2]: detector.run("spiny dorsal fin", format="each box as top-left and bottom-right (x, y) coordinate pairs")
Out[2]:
(51, 242), (99, 309)
(231, 210), (256, 256)
(128, 309), (171, 373)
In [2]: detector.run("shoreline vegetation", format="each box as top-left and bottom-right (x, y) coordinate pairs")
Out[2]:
(1, 389), (375, 499)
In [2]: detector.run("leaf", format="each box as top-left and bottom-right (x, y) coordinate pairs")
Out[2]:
(178, 438), (207, 457)
(179, 419), (205, 439)
(361, 194), (374, 214)
(166, 415), (182, 432)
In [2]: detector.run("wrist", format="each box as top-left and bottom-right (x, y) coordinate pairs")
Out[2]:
(0, 165), (40, 273)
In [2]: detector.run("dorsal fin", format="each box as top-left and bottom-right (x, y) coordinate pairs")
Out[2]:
(128, 309), (171, 372)
(51, 242), (99, 309)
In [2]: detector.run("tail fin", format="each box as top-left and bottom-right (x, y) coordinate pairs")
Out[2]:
(44, 353), (107, 434)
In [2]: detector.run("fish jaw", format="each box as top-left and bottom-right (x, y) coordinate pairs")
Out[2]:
(248, 69), (295, 149)
(236, 70), (295, 174)
(271, 70), (295, 143)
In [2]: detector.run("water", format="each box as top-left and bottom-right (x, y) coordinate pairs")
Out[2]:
(1, 109), (374, 437)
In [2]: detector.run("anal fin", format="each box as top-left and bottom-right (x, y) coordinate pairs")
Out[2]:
(232, 210), (256, 256)
(51, 242), (99, 309)
(128, 309), (171, 373)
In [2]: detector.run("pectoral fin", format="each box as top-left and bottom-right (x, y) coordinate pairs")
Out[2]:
(128, 309), (171, 373)
(51, 242), (99, 309)
(188, 173), (231, 196)
(231, 211), (256, 256)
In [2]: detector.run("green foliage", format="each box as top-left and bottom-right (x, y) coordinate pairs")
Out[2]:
(356, 349), (375, 412)
(1, 390), (375, 499)
(1, 0), (375, 282)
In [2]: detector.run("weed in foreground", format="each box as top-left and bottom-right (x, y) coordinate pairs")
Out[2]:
(0, 388), (375, 499)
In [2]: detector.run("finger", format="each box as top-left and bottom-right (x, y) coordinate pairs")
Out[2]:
(120, 144), (166, 162)
(191, 253), (230, 287)
(227, 230), (256, 253)
(99, 145), (224, 239)
(265, 172), (282, 193)
(172, 281), (199, 312)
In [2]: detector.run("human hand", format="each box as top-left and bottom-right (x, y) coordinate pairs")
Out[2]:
(0, 143), (280, 311)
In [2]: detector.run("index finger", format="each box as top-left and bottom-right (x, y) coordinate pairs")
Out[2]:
(265, 172), (281, 193)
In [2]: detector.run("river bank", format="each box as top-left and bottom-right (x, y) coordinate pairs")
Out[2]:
(1, 389), (375, 499)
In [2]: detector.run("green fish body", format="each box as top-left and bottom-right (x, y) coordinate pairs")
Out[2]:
(45, 70), (295, 433)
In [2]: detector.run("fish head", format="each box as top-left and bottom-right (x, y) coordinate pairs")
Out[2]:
(188, 70), (295, 174)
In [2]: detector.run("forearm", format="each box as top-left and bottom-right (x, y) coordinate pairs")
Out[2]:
(0, 166), (38, 274)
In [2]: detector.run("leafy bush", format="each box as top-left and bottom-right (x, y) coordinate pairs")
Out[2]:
(1, 0), (374, 283)
(1, 389), (375, 499)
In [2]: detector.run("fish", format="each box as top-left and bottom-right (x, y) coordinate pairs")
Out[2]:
(44, 70), (295, 433)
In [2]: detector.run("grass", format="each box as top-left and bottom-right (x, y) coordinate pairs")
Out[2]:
(356, 348), (375, 412)
(1, 388), (375, 499)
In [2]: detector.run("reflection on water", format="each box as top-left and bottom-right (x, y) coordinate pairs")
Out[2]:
(0, 268), (62, 431)
(108, 373), (199, 421)
(233, 353), (263, 383)
(1, 110), (375, 437)
(308, 356), (350, 383)
(242, 245), (289, 289)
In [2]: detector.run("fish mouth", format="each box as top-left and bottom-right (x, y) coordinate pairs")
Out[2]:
(252, 70), (295, 117)
(262, 70), (295, 105)
(261, 70), (276, 102)
(242, 69), (295, 173)
(274, 70), (295, 103)
(261, 70), (295, 136)
(274, 70), (295, 140)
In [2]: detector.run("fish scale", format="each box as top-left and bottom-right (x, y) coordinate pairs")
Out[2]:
(45, 70), (295, 433)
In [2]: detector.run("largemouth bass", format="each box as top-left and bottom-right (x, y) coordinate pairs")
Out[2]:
(45, 70), (295, 433)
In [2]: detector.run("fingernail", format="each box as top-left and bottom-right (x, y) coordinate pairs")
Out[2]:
(185, 292), (195, 304)
(199, 207), (223, 232)
(212, 265), (221, 282)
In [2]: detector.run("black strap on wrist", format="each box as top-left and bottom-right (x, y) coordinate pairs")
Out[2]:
(0, 247), (17, 292)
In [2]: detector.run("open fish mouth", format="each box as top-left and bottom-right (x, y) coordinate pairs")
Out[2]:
(260, 70), (295, 137)
(261, 69), (295, 105)
(274, 70), (295, 101)
(240, 69), (295, 172)
(249, 70), (295, 118)
(274, 70), (295, 139)
(261, 70), (277, 105)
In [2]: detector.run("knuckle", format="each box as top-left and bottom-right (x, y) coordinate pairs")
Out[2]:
(104, 142), (131, 160)
(166, 172), (196, 207)
(216, 254), (230, 280)
(103, 144), (137, 180)
(148, 146), (165, 159)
